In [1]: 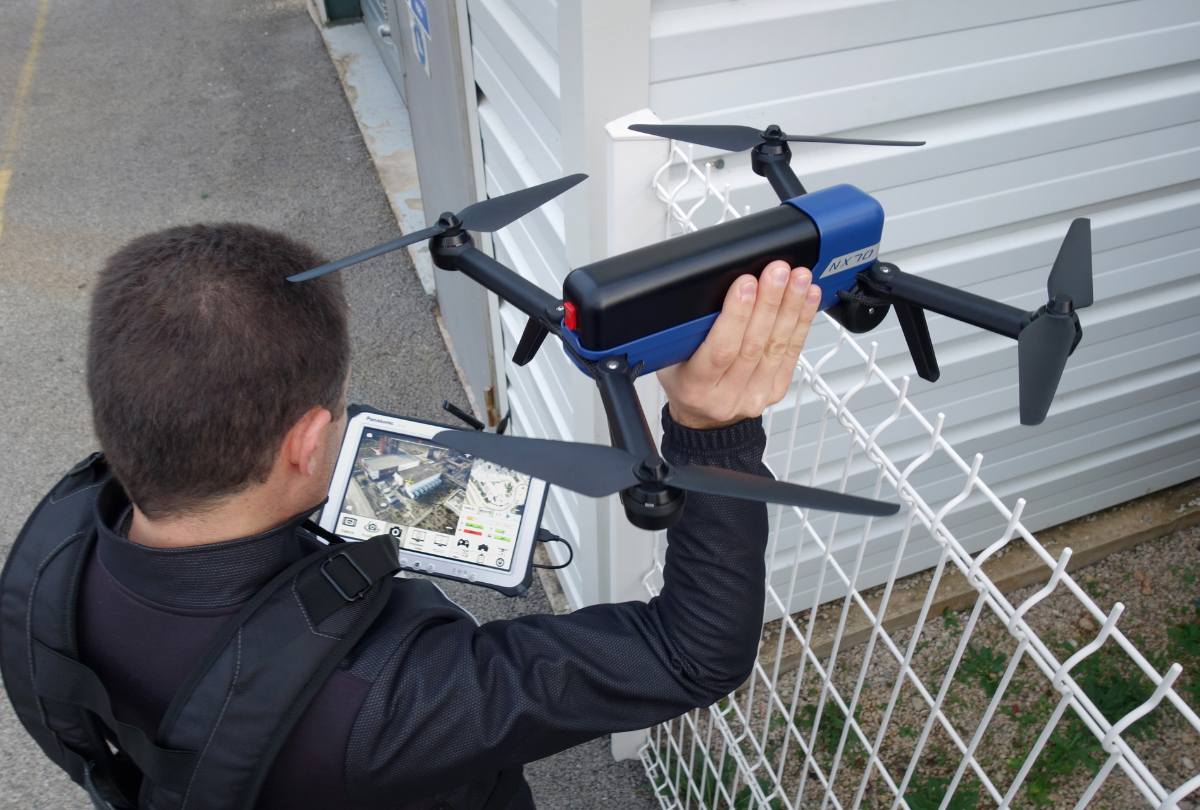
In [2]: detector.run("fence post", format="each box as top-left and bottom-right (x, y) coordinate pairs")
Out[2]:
(604, 108), (669, 762)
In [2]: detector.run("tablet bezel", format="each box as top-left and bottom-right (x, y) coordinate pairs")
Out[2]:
(319, 405), (547, 597)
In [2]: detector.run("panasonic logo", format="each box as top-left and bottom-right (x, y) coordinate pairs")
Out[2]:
(819, 243), (880, 279)
(365, 417), (390, 424)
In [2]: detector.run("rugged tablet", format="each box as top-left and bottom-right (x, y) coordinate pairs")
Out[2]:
(319, 406), (548, 596)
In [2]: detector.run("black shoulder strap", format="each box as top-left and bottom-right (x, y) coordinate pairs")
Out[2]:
(1, 454), (401, 810)
(0, 454), (140, 809)
(140, 532), (399, 810)
(32, 641), (198, 793)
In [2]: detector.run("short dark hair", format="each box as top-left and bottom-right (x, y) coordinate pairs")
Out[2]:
(87, 223), (350, 518)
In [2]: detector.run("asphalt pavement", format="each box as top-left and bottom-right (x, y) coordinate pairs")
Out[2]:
(0, 0), (654, 807)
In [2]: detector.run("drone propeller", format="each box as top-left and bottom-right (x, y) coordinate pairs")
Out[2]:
(1047, 218), (1093, 308)
(628, 123), (925, 153)
(1017, 218), (1092, 426)
(288, 173), (588, 282)
(434, 429), (899, 517)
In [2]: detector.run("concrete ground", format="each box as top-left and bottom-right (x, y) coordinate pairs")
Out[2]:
(0, 0), (653, 807)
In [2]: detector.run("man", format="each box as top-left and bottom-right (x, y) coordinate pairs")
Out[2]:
(73, 221), (821, 808)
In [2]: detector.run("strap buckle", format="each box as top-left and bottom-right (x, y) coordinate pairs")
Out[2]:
(320, 551), (372, 602)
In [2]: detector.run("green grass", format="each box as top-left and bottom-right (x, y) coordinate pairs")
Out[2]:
(996, 640), (1166, 806)
(901, 774), (983, 810)
(1168, 606), (1200, 658)
(955, 645), (1008, 698)
(1022, 719), (1105, 806)
(1168, 602), (1200, 708)
(797, 700), (865, 764)
(1001, 598), (1200, 806)
(1083, 577), (1110, 600)
(1070, 645), (1161, 741)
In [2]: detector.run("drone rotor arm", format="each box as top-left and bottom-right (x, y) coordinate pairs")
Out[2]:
(867, 263), (1030, 340)
(756, 158), (807, 200)
(449, 246), (564, 321)
(594, 357), (658, 459)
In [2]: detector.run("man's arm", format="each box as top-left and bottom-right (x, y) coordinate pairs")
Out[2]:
(342, 263), (822, 802)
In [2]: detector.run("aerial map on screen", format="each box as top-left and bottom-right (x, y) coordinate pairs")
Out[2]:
(334, 429), (530, 571)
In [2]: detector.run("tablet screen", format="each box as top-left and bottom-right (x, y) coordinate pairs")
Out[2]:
(332, 428), (532, 572)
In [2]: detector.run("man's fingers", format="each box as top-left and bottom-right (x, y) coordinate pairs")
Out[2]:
(686, 274), (758, 383)
(770, 281), (822, 401)
(721, 260), (791, 390)
(745, 267), (812, 395)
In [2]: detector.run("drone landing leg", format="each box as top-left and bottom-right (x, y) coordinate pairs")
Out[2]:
(892, 301), (940, 382)
(512, 319), (550, 367)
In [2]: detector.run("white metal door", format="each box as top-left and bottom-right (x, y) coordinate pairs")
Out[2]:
(391, 0), (502, 424)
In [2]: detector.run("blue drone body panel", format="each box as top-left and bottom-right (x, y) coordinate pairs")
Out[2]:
(561, 312), (721, 374)
(784, 184), (885, 307)
(561, 184), (885, 375)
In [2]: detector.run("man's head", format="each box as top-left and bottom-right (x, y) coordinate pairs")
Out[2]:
(87, 223), (350, 520)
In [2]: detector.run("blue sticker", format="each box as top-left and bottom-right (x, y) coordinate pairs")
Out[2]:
(412, 20), (427, 70)
(409, 0), (430, 37)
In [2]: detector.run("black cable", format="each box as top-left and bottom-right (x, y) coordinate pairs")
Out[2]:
(532, 529), (573, 570)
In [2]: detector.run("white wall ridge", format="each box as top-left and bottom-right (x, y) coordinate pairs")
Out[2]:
(890, 186), (1200, 275)
(650, 19), (1200, 128)
(471, 0), (561, 98)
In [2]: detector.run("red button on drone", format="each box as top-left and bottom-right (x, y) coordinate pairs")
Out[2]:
(563, 301), (577, 331)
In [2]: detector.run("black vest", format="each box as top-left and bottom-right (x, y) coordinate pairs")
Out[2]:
(0, 454), (401, 810)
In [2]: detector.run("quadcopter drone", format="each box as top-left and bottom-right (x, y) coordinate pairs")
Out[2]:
(291, 123), (1093, 530)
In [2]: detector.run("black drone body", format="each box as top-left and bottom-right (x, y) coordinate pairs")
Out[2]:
(292, 122), (1093, 529)
(620, 123), (1094, 427)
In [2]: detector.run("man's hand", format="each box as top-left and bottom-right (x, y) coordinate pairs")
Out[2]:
(658, 261), (821, 430)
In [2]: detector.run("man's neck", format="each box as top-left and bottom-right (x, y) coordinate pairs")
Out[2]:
(125, 410), (342, 549)
(127, 485), (315, 549)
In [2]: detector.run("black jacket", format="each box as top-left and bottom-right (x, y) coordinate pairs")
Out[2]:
(77, 411), (771, 809)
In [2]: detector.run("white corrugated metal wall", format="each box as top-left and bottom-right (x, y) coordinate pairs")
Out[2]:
(468, 0), (1200, 613)
(466, 0), (588, 607)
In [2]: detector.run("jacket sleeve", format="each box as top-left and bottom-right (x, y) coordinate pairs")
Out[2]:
(344, 408), (771, 802)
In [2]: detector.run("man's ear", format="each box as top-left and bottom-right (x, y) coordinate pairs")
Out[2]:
(283, 407), (334, 476)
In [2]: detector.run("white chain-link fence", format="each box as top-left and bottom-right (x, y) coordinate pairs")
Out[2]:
(632, 140), (1200, 810)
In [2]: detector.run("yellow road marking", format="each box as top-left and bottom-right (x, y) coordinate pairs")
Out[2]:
(0, 169), (11, 245)
(0, 0), (52, 247)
